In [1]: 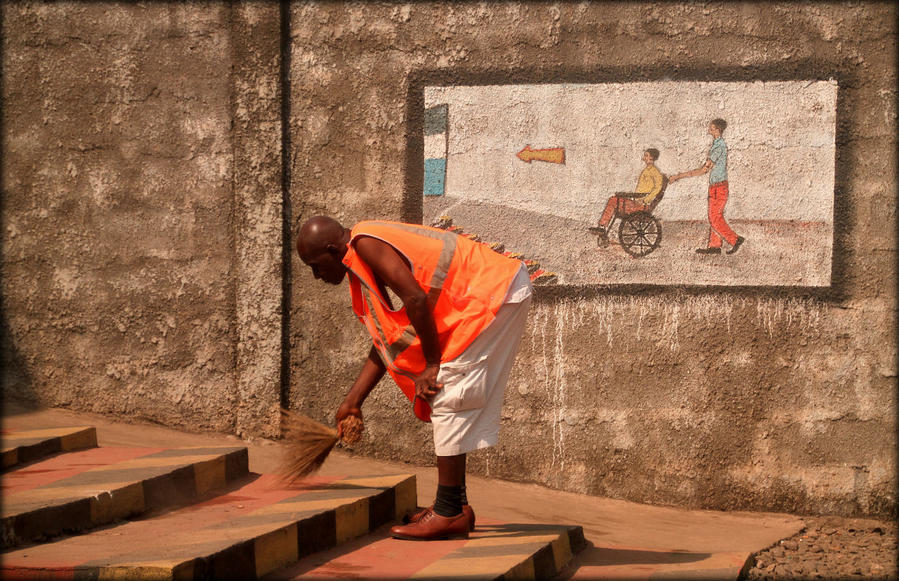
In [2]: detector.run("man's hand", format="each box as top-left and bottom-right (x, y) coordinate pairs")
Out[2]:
(335, 401), (363, 439)
(414, 363), (443, 399)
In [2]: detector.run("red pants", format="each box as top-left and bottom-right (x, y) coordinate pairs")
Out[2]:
(599, 196), (647, 228)
(707, 181), (738, 248)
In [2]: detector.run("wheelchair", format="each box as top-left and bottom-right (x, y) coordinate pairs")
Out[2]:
(593, 175), (668, 258)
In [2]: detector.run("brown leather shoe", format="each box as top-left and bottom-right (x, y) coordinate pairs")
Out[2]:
(404, 504), (476, 531)
(390, 509), (471, 540)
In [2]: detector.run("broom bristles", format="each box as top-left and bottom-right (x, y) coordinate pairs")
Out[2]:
(279, 410), (339, 483)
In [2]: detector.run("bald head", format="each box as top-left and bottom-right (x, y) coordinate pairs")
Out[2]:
(296, 216), (351, 285)
(297, 216), (346, 256)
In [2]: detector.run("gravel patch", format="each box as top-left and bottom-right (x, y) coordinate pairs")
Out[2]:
(743, 516), (897, 580)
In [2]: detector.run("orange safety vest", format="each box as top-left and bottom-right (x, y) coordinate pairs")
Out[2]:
(342, 221), (522, 422)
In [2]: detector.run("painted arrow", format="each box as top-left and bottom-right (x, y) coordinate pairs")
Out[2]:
(517, 145), (566, 165)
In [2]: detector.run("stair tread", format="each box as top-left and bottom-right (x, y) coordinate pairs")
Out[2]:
(3, 446), (247, 516)
(3, 446), (162, 497)
(1, 445), (249, 548)
(265, 519), (586, 580)
(2, 426), (97, 469)
(2, 473), (417, 579)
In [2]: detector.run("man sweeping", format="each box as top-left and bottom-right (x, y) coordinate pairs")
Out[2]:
(296, 216), (532, 540)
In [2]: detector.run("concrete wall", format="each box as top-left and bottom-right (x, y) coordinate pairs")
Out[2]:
(286, 2), (896, 517)
(2, 1), (895, 517)
(1, 2), (283, 438)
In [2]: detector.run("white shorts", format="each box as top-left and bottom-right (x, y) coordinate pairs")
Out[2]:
(429, 265), (532, 456)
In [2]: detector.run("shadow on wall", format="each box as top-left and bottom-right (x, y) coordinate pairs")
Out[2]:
(0, 6), (36, 416)
(1, 312), (39, 415)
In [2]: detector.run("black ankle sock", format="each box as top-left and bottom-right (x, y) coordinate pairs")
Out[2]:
(433, 484), (463, 517)
(460, 484), (468, 506)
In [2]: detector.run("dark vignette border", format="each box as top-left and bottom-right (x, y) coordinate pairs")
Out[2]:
(403, 63), (854, 304)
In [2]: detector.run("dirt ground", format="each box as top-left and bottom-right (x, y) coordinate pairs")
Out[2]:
(743, 516), (897, 580)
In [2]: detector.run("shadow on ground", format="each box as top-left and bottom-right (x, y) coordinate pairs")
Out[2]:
(555, 540), (713, 580)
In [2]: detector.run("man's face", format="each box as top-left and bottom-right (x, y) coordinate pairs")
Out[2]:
(708, 123), (719, 137)
(301, 249), (346, 285)
(642, 151), (653, 164)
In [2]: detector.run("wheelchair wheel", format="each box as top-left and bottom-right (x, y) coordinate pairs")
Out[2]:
(618, 212), (662, 258)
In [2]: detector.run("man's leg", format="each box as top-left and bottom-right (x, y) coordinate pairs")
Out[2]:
(390, 451), (472, 539)
(592, 196), (648, 245)
(433, 454), (466, 517)
(598, 196), (619, 229)
(437, 454), (466, 486)
(392, 291), (531, 540)
(708, 183), (738, 246)
(590, 196), (620, 243)
(707, 223), (723, 249)
(699, 187), (724, 254)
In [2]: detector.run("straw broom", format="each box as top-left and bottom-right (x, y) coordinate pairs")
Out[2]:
(279, 409), (364, 483)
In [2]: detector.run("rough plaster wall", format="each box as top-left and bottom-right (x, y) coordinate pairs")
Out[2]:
(2, 3), (244, 432)
(288, 2), (896, 517)
(231, 3), (283, 438)
(1, 0), (893, 518)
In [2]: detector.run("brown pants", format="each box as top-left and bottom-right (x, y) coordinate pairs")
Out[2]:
(599, 196), (648, 228)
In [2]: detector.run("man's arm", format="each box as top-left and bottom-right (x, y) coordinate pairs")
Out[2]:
(670, 159), (713, 183)
(336, 345), (385, 436)
(352, 235), (444, 399)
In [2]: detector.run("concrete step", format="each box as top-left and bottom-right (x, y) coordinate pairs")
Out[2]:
(1, 426), (98, 469)
(1, 444), (248, 548)
(1, 473), (417, 580)
(265, 519), (587, 580)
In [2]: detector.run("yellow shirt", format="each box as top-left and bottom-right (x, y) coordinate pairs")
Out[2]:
(635, 164), (664, 206)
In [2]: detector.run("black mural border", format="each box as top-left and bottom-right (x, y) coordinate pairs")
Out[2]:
(403, 63), (854, 303)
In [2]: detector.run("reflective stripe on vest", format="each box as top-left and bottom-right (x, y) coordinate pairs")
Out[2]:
(360, 290), (414, 365)
(342, 220), (521, 421)
(356, 280), (429, 422)
(371, 222), (456, 358)
(366, 220), (457, 307)
(347, 222), (459, 369)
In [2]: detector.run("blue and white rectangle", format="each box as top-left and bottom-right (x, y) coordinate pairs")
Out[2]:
(424, 158), (447, 196)
(423, 104), (448, 196)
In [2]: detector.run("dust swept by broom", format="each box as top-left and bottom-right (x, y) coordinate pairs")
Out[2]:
(279, 409), (364, 483)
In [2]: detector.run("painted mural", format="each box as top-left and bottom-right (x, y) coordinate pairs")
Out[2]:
(422, 81), (838, 287)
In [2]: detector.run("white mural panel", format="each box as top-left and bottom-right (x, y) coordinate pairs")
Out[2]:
(422, 81), (837, 287)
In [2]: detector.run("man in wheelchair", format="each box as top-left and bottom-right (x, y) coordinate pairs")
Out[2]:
(589, 148), (665, 247)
